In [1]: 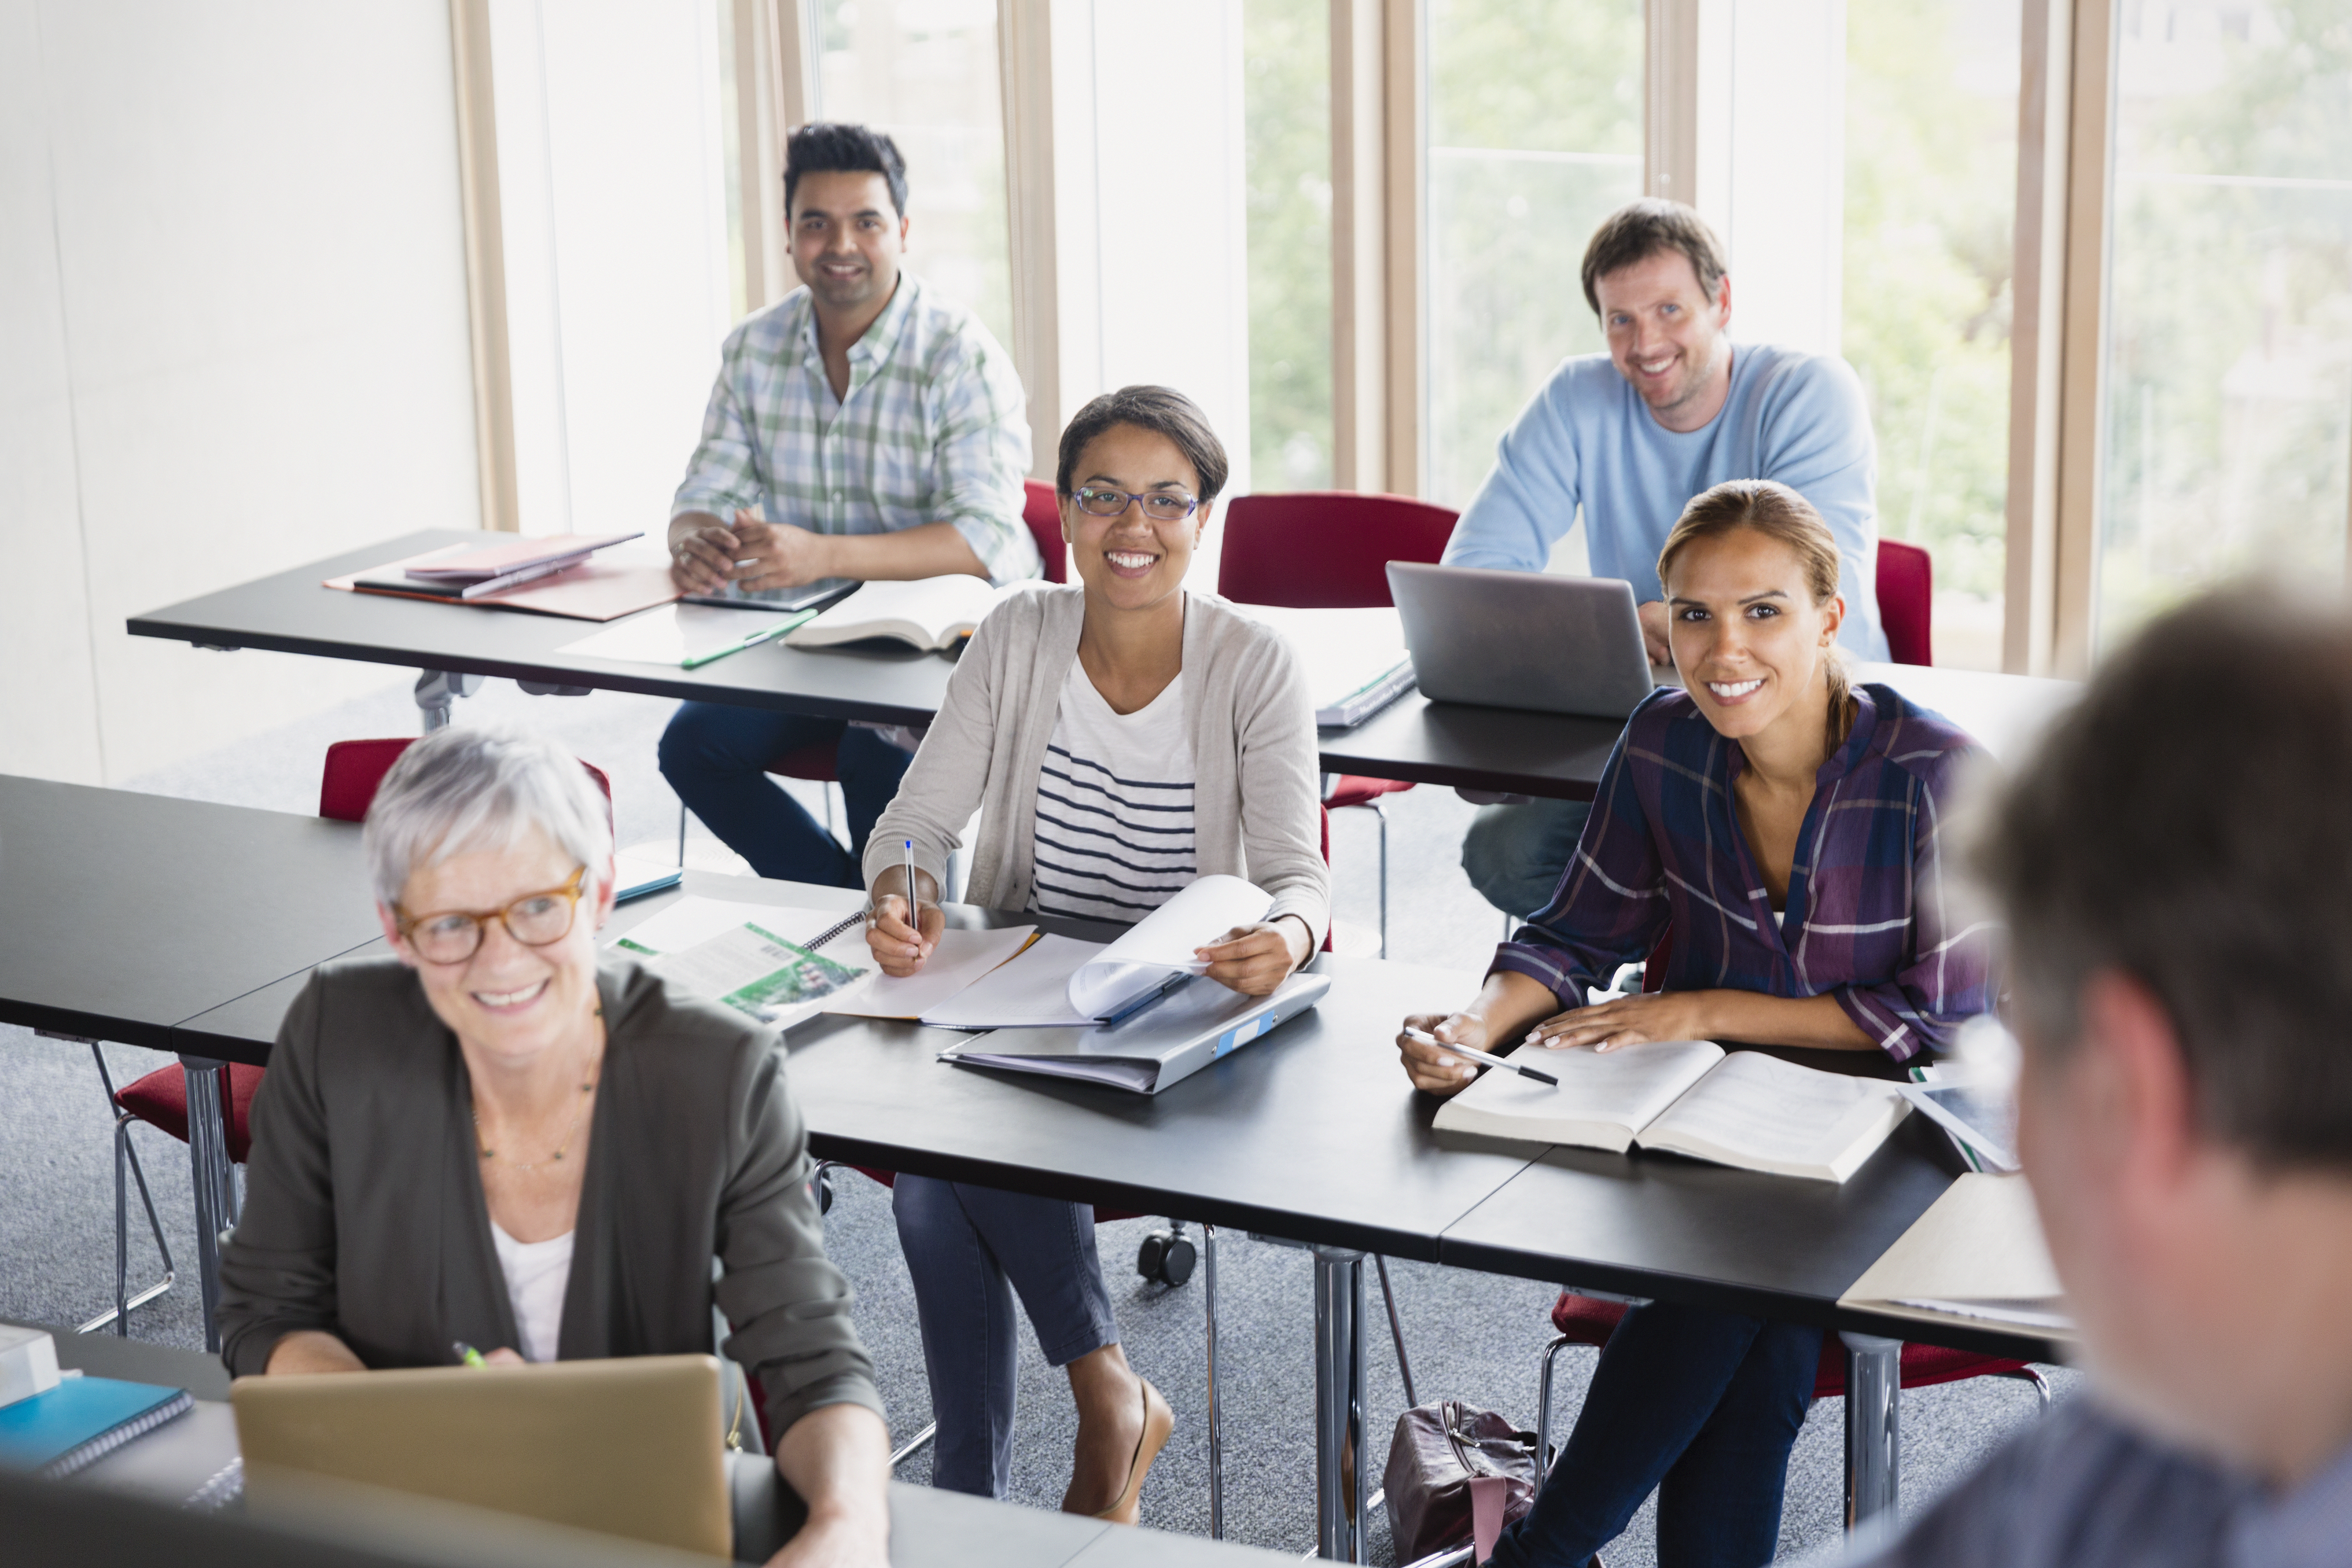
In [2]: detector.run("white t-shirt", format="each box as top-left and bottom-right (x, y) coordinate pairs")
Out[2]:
(1031, 661), (1197, 923)
(489, 1218), (574, 1365)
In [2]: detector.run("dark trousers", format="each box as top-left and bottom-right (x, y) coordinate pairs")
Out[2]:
(1489, 1301), (1822, 1568)
(891, 1176), (1120, 1499)
(657, 702), (914, 888)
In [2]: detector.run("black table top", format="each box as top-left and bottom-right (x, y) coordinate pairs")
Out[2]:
(0, 777), (380, 1051)
(1320, 693), (1621, 801)
(126, 530), (962, 728)
(16, 784), (2046, 1359)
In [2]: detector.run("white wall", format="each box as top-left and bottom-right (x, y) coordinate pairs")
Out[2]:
(487, 0), (736, 538)
(0, 0), (482, 785)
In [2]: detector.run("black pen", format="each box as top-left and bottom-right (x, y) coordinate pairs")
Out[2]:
(1404, 1027), (1559, 1086)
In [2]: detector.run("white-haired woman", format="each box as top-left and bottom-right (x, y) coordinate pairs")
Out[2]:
(215, 723), (891, 1568)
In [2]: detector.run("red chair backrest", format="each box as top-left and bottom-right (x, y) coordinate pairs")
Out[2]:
(320, 738), (613, 826)
(1217, 491), (1458, 609)
(1875, 539), (1933, 667)
(1024, 479), (1068, 584)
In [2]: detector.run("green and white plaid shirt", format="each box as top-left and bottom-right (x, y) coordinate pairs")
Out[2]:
(671, 273), (1040, 583)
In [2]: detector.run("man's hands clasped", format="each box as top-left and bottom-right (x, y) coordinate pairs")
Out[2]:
(670, 508), (836, 595)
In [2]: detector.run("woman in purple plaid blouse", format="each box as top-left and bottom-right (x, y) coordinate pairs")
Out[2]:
(1398, 480), (1997, 1568)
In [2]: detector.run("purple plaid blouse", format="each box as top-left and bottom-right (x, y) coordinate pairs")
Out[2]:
(1494, 682), (1997, 1063)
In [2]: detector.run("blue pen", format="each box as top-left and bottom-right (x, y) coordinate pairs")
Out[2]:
(1096, 971), (1195, 1028)
(902, 840), (919, 931)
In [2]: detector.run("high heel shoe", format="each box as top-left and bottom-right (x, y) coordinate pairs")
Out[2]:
(1092, 1376), (1173, 1526)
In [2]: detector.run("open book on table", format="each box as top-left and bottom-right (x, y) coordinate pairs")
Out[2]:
(1838, 1172), (2076, 1340)
(1431, 1039), (1912, 1183)
(609, 897), (872, 1030)
(919, 875), (1275, 1028)
(784, 575), (1016, 652)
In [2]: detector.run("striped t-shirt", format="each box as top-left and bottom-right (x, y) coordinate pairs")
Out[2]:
(1031, 661), (1197, 922)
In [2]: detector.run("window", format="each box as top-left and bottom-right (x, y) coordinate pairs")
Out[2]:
(1841, 0), (2021, 671)
(1244, 0), (1334, 491)
(1423, 0), (1642, 515)
(2094, 0), (2352, 651)
(802, 0), (1016, 353)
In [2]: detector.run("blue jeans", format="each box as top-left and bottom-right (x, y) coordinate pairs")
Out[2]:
(891, 1176), (1120, 1499)
(1489, 1301), (1821, 1568)
(1461, 799), (1593, 919)
(657, 702), (913, 888)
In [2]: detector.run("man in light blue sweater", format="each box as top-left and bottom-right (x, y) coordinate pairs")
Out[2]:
(1445, 199), (1887, 919)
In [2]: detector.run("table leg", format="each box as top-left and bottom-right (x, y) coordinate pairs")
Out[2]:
(1312, 1245), (1369, 1562)
(1204, 1223), (1223, 1540)
(414, 669), (483, 732)
(179, 1055), (237, 1354)
(1839, 1331), (1902, 1529)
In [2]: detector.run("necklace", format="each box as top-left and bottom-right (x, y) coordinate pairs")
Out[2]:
(474, 1074), (598, 1173)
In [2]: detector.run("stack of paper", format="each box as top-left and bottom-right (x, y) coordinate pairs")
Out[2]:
(1235, 605), (1417, 727)
(611, 898), (870, 1029)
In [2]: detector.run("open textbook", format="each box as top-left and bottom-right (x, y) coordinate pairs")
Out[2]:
(1432, 1040), (1912, 1183)
(1839, 1172), (2076, 1341)
(784, 576), (1014, 652)
(919, 875), (1275, 1027)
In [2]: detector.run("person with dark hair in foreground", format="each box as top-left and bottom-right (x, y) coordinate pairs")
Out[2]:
(1845, 582), (2352, 1567)
(1400, 481), (1994, 1568)
(862, 387), (1330, 1520)
(660, 121), (1039, 887)
(1444, 198), (1889, 923)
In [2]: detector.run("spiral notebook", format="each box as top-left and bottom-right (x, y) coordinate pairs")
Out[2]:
(0, 1376), (193, 1478)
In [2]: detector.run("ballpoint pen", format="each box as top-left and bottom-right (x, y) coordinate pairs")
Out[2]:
(1403, 1027), (1560, 1086)
(902, 840), (919, 932)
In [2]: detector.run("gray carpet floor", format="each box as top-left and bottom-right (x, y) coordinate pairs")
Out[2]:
(0, 673), (2074, 1561)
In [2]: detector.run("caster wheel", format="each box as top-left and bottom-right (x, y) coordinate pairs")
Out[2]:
(1136, 1229), (1197, 1286)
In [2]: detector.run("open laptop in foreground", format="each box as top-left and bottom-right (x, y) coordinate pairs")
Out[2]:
(233, 1355), (731, 1558)
(1388, 560), (1674, 719)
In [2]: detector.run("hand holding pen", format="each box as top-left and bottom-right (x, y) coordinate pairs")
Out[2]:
(865, 842), (944, 977)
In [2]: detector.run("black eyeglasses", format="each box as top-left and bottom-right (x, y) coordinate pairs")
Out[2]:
(1071, 486), (1200, 523)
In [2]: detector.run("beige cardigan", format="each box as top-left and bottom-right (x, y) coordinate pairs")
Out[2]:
(864, 585), (1331, 943)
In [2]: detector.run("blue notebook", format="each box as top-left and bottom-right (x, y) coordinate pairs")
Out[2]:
(0, 1376), (192, 1478)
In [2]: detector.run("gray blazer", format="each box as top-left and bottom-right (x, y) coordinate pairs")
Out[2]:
(217, 954), (882, 1438)
(863, 585), (1332, 942)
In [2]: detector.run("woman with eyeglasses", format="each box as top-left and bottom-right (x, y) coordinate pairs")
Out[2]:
(215, 724), (893, 1568)
(863, 385), (1331, 1521)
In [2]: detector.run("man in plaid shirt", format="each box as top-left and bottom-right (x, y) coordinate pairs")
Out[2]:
(659, 124), (1040, 886)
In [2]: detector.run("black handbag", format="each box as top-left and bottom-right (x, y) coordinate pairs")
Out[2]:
(1382, 1399), (1541, 1562)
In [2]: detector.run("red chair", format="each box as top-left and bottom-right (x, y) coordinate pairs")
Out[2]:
(759, 481), (1070, 847)
(1876, 539), (1933, 667)
(98, 742), (614, 1337)
(1217, 491), (1459, 955)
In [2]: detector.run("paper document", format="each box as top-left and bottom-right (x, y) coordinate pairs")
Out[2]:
(919, 934), (1103, 1028)
(1065, 875), (1273, 1020)
(611, 896), (858, 957)
(825, 926), (1038, 1019)
(558, 603), (811, 668)
(639, 922), (868, 1026)
(1840, 1173), (2075, 1340)
(1234, 606), (1417, 726)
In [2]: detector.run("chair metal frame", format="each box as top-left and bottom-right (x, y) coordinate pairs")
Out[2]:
(74, 1040), (177, 1336)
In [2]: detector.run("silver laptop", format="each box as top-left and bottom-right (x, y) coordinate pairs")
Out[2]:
(1388, 560), (1664, 719)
